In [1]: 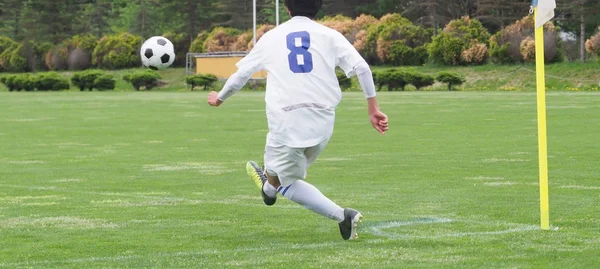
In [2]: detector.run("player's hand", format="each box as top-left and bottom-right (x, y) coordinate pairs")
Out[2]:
(369, 111), (388, 135)
(207, 91), (223, 107)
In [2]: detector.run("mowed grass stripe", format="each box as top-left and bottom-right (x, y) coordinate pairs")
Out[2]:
(0, 91), (598, 268)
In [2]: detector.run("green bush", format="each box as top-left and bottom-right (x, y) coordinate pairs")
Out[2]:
(388, 42), (429, 66)
(336, 72), (352, 91)
(0, 75), (17, 91)
(123, 71), (161, 91)
(203, 27), (242, 52)
(11, 74), (36, 91)
(185, 74), (218, 91)
(71, 70), (107, 91)
(428, 16), (490, 65)
(0, 36), (18, 72)
(373, 68), (414, 91)
(93, 32), (142, 69)
(408, 72), (435, 90)
(94, 74), (116, 91)
(190, 31), (209, 53)
(436, 72), (466, 91)
(34, 72), (70, 91)
(364, 14), (431, 65)
(8, 44), (28, 72)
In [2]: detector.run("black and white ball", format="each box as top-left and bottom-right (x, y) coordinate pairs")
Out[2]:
(140, 36), (175, 70)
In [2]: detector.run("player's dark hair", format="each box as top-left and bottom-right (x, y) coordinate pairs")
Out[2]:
(284, 0), (322, 18)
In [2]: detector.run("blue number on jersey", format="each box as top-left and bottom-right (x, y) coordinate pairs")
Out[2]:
(286, 31), (313, 73)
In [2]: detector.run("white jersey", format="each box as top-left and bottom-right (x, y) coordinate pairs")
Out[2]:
(235, 16), (366, 148)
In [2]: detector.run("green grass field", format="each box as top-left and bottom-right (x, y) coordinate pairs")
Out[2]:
(0, 91), (599, 268)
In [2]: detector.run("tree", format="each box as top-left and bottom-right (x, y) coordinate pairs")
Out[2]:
(556, 0), (600, 62)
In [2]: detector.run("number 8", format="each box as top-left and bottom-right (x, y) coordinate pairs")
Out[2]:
(286, 31), (313, 73)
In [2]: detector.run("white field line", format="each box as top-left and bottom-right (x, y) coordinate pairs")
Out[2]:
(0, 216), (543, 268)
(367, 217), (540, 239)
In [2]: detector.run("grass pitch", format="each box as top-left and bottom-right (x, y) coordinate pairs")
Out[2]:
(0, 91), (598, 268)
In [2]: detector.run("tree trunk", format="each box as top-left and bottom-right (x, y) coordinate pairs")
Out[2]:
(580, 12), (585, 62)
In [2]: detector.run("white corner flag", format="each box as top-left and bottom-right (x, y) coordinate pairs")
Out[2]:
(533, 0), (556, 28)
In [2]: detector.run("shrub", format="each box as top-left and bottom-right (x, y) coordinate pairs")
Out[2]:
(123, 71), (161, 91)
(461, 42), (488, 65)
(364, 14), (431, 65)
(408, 72), (435, 90)
(489, 16), (561, 64)
(336, 72), (352, 91)
(190, 31), (209, 53)
(10, 74), (36, 91)
(429, 16), (491, 65)
(93, 32), (142, 69)
(585, 27), (600, 59)
(388, 42), (429, 66)
(45, 45), (69, 71)
(0, 36), (17, 72)
(34, 72), (70, 91)
(232, 31), (253, 52)
(0, 75), (16, 91)
(248, 24), (275, 50)
(203, 27), (242, 52)
(373, 68), (413, 91)
(185, 74), (218, 91)
(7, 44), (28, 72)
(319, 15), (355, 39)
(436, 72), (466, 91)
(71, 70), (106, 91)
(94, 74), (116, 91)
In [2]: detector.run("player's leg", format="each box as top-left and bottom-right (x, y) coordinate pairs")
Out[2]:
(246, 161), (277, 206)
(267, 145), (345, 222)
(301, 138), (363, 240)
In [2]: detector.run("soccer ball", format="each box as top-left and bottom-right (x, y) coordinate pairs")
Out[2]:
(140, 36), (175, 70)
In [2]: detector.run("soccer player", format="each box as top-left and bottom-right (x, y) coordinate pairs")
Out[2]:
(207, 0), (388, 240)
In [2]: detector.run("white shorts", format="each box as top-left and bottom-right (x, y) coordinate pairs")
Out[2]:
(264, 137), (330, 187)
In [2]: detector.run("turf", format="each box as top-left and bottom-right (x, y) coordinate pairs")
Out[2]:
(0, 91), (598, 268)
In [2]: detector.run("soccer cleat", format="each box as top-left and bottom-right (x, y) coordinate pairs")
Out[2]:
(246, 161), (277, 206)
(338, 208), (362, 240)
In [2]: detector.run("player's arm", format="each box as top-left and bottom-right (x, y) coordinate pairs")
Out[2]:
(354, 62), (388, 135)
(208, 40), (266, 107)
(335, 33), (388, 134)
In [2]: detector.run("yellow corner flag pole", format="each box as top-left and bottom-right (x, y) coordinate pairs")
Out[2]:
(534, 7), (550, 230)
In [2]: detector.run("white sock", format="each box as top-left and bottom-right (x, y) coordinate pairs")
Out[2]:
(278, 180), (344, 222)
(262, 182), (278, 198)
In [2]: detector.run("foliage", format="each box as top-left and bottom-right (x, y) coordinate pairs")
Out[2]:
(373, 68), (414, 91)
(92, 32), (142, 69)
(428, 16), (491, 65)
(185, 74), (218, 91)
(123, 70), (162, 91)
(388, 42), (429, 66)
(436, 71), (466, 91)
(489, 16), (562, 64)
(0, 36), (17, 72)
(189, 31), (209, 53)
(34, 72), (71, 91)
(461, 42), (488, 65)
(0, 74), (35, 91)
(407, 72), (435, 90)
(585, 27), (600, 59)
(203, 27), (242, 52)
(94, 74), (116, 91)
(71, 70), (108, 91)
